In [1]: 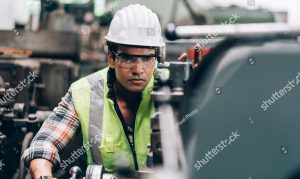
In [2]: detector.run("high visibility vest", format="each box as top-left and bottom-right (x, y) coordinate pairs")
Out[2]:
(70, 67), (155, 172)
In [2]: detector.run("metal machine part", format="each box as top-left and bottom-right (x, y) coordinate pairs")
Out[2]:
(19, 132), (34, 179)
(180, 34), (300, 178)
(146, 61), (190, 178)
(69, 166), (82, 179)
(0, 80), (52, 179)
(165, 23), (300, 40)
(0, 59), (78, 111)
(0, 30), (80, 61)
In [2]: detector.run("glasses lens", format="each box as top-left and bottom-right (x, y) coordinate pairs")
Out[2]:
(117, 55), (156, 68)
(141, 57), (156, 67)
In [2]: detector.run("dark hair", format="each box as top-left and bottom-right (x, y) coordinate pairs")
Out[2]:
(105, 41), (118, 59)
(106, 41), (118, 52)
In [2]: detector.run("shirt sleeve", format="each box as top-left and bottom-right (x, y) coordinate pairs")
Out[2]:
(22, 89), (80, 167)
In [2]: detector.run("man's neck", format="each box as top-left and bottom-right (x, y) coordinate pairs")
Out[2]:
(114, 81), (141, 105)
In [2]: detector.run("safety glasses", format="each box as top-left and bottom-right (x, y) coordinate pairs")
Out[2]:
(112, 51), (157, 69)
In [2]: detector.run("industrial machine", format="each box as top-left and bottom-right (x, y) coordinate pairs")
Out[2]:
(0, 80), (52, 179)
(168, 23), (300, 179)
(0, 4), (80, 178)
(52, 24), (300, 179)
(0, 0), (298, 179)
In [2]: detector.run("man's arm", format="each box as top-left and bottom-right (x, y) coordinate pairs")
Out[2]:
(29, 159), (53, 179)
(22, 89), (80, 178)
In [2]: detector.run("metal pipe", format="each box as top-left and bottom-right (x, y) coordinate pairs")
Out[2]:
(19, 132), (34, 179)
(166, 23), (300, 40)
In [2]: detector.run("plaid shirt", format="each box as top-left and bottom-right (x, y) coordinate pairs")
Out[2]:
(22, 89), (81, 167)
(22, 68), (138, 168)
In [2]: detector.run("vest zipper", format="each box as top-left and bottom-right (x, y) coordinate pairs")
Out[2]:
(131, 125), (139, 170)
(112, 100), (139, 170)
(119, 115), (139, 170)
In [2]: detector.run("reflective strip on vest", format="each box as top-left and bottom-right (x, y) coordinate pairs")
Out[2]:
(71, 70), (106, 165)
(86, 72), (104, 165)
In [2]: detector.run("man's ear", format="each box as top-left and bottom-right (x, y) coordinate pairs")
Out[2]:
(107, 51), (116, 69)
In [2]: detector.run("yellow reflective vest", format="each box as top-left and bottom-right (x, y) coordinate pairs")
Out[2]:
(70, 67), (155, 172)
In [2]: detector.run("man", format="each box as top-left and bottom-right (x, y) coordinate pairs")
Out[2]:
(22, 4), (165, 178)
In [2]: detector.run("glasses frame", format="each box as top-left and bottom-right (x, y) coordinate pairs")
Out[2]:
(111, 50), (158, 69)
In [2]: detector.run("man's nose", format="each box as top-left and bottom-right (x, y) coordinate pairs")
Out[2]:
(131, 59), (144, 75)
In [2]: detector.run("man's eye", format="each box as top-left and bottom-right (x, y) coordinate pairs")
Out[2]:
(143, 57), (152, 61)
(122, 56), (133, 62)
(143, 57), (155, 62)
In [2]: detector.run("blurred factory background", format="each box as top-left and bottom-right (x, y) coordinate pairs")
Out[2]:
(0, 0), (291, 112)
(0, 0), (300, 178)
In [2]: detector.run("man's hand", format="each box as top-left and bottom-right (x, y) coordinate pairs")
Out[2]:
(29, 158), (55, 179)
(178, 44), (202, 70)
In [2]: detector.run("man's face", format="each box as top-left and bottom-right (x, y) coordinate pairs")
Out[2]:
(108, 45), (156, 92)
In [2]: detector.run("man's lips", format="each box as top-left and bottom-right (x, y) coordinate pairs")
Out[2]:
(129, 79), (145, 84)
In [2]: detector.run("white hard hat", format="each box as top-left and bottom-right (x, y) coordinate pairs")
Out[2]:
(105, 4), (165, 47)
